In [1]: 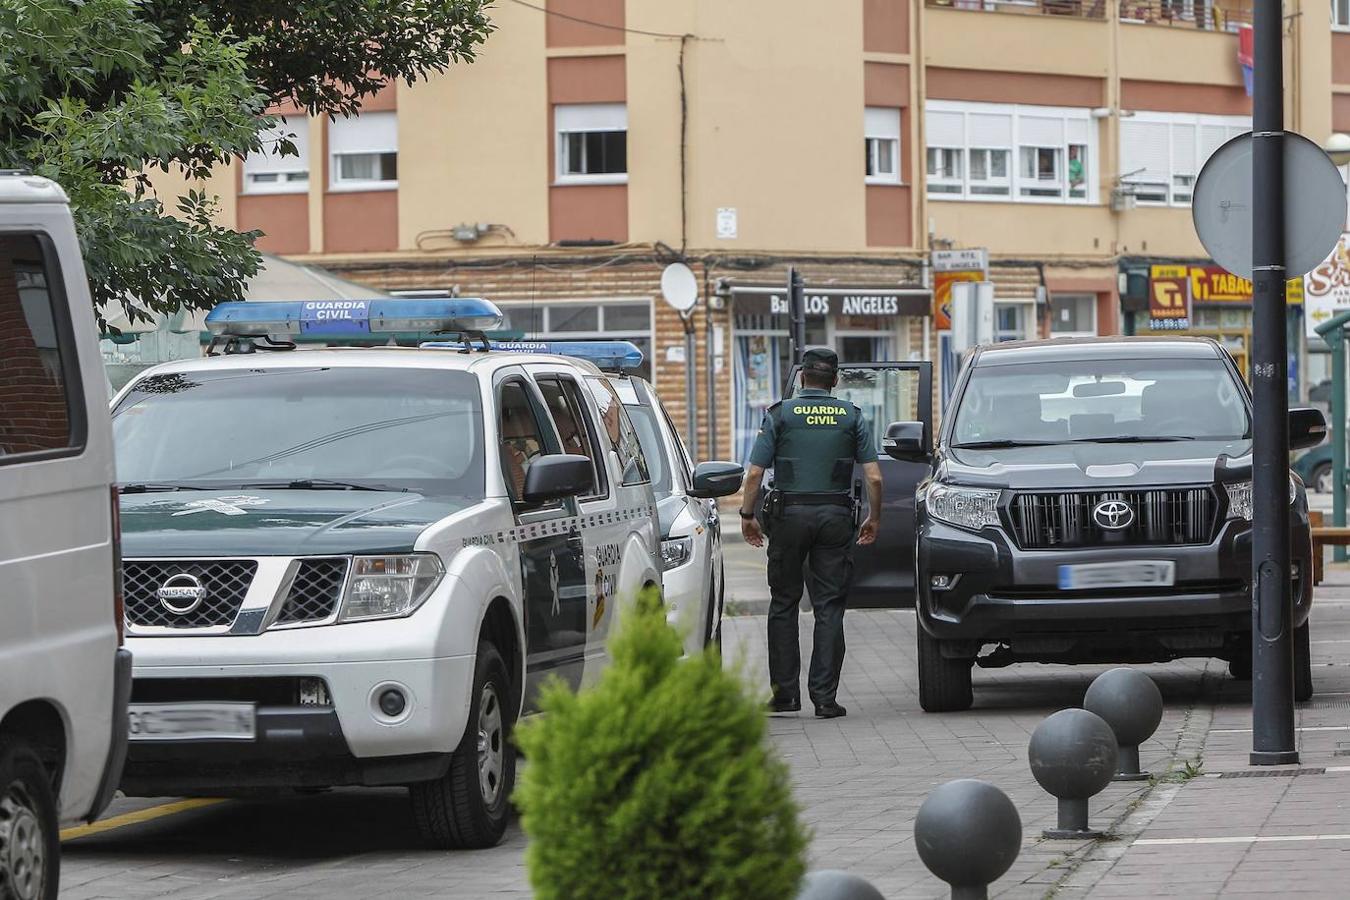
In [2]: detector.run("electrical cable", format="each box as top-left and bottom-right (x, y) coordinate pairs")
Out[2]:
(504, 0), (691, 39)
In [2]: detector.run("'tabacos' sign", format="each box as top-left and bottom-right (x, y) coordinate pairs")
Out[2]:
(299, 300), (372, 333)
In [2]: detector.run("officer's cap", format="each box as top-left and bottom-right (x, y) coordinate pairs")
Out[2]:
(802, 347), (839, 373)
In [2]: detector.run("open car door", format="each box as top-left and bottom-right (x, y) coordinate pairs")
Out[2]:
(787, 360), (934, 608)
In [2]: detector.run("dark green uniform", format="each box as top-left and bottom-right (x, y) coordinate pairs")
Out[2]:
(750, 382), (876, 708)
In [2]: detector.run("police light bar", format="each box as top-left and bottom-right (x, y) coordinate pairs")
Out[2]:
(204, 298), (504, 337)
(421, 338), (645, 370)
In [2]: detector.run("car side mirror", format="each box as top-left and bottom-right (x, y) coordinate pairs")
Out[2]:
(883, 421), (927, 461)
(689, 461), (744, 499)
(1289, 407), (1328, 452)
(522, 454), (594, 503)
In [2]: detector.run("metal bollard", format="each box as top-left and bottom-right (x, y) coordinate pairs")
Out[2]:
(796, 870), (886, 900)
(913, 779), (1022, 900)
(1083, 667), (1164, 781)
(1028, 708), (1118, 839)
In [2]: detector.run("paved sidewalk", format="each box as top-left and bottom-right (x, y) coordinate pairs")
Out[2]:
(60, 547), (1350, 898)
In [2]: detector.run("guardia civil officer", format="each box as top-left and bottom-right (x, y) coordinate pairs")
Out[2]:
(738, 347), (882, 719)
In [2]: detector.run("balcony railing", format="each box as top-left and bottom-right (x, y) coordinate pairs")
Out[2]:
(926, 0), (1107, 21)
(1119, 0), (1253, 31)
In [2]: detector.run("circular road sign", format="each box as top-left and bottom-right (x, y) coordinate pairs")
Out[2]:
(1193, 131), (1347, 280)
(660, 262), (699, 314)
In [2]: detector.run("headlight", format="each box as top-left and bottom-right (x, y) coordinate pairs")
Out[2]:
(660, 537), (694, 571)
(1225, 476), (1297, 522)
(926, 482), (1001, 532)
(339, 554), (444, 621)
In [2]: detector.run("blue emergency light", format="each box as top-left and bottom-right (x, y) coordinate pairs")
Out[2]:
(421, 338), (645, 370)
(204, 298), (504, 338)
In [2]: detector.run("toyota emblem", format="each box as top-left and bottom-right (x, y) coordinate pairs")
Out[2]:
(156, 573), (208, 614)
(1092, 499), (1135, 530)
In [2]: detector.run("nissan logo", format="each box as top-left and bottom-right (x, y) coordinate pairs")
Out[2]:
(1093, 499), (1135, 530)
(156, 573), (207, 614)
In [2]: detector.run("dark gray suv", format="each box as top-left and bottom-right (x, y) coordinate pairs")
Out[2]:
(885, 337), (1325, 712)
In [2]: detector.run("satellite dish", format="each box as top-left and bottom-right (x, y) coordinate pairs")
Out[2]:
(660, 262), (699, 314)
(1193, 131), (1347, 279)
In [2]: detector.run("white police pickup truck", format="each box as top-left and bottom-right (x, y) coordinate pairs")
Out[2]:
(110, 299), (663, 848)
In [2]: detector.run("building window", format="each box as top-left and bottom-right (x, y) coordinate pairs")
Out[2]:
(925, 101), (1097, 204)
(994, 301), (1034, 342)
(329, 111), (398, 191)
(927, 148), (964, 194)
(864, 107), (902, 185)
(496, 300), (653, 380)
(555, 103), (628, 185)
(968, 148), (1010, 196)
(1120, 113), (1248, 208)
(1336, 0), (1350, 28)
(243, 116), (309, 195)
(1050, 294), (1097, 338)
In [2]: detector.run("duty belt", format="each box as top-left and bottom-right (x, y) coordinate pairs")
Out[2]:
(781, 493), (851, 507)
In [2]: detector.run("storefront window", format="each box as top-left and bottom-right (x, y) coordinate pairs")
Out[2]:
(1050, 294), (1097, 338)
(995, 302), (1032, 342)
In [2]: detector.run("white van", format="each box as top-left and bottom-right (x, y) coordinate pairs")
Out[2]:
(0, 174), (129, 900)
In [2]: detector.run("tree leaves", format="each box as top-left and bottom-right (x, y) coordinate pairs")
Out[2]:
(0, 0), (492, 327)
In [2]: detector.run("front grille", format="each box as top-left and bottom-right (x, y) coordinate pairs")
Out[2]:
(276, 558), (348, 624)
(124, 560), (257, 628)
(1009, 488), (1217, 549)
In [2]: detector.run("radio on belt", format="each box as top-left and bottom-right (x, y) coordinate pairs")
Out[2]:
(204, 298), (505, 338)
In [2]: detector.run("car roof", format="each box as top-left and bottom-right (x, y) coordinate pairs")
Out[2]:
(972, 336), (1225, 366)
(125, 346), (605, 379)
(604, 372), (650, 405)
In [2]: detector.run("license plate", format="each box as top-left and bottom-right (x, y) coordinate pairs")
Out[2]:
(128, 703), (257, 742)
(1057, 561), (1176, 591)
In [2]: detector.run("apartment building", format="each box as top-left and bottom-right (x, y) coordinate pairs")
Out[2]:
(147, 0), (1346, 461)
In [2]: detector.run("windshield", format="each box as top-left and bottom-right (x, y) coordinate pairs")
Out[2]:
(623, 404), (673, 496)
(951, 357), (1250, 447)
(113, 367), (485, 496)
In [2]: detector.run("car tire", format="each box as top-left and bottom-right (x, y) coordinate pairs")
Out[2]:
(1295, 622), (1314, 702)
(0, 742), (60, 900)
(916, 626), (973, 713)
(409, 641), (516, 850)
(1313, 462), (1333, 495)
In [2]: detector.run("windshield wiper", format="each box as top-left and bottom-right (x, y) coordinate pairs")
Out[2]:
(1069, 435), (1198, 444)
(118, 483), (208, 494)
(239, 478), (392, 492)
(951, 439), (1057, 449)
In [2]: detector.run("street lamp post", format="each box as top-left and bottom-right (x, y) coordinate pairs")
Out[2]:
(1248, 0), (1298, 765)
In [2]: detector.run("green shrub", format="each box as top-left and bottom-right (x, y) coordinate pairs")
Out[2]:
(515, 588), (808, 900)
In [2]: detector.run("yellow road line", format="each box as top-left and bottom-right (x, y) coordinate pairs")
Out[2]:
(60, 798), (226, 842)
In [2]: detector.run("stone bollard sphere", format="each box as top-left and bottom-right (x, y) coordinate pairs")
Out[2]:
(796, 870), (887, 900)
(1083, 667), (1164, 749)
(914, 779), (1022, 892)
(1027, 708), (1118, 800)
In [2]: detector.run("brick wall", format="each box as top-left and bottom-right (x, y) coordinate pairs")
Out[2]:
(0, 239), (70, 455)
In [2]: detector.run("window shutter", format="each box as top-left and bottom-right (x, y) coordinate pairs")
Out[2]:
(555, 103), (627, 133)
(864, 107), (901, 140)
(1171, 122), (1198, 177)
(926, 108), (964, 147)
(329, 111), (398, 155)
(1065, 117), (1091, 145)
(1199, 123), (1229, 162)
(1019, 115), (1063, 148)
(1121, 119), (1170, 182)
(967, 112), (1012, 148)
